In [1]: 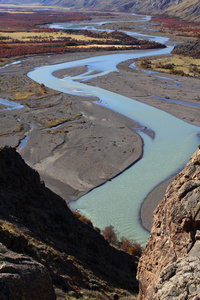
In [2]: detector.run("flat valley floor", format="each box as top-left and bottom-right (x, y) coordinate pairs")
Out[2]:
(0, 13), (200, 231)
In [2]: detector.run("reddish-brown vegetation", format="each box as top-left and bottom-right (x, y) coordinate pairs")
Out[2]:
(40, 83), (46, 94)
(0, 10), (91, 57)
(169, 69), (187, 76)
(102, 225), (118, 245)
(72, 210), (93, 227)
(102, 225), (143, 257)
(0, 40), (164, 58)
(0, 11), (92, 31)
(0, 10), (165, 59)
(155, 62), (175, 70)
(171, 39), (200, 59)
(150, 15), (200, 38)
(140, 59), (151, 68)
(120, 238), (142, 257)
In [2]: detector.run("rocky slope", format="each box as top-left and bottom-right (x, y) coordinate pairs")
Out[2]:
(0, 146), (138, 299)
(164, 0), (200, 23)
(172, 39), (200, 58)
(1, 138), (200, 299)
(137, 144), (200, 300)
(0, 243), (56, 300)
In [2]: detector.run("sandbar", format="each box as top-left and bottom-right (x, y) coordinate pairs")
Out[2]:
(0, 15), (200, 234)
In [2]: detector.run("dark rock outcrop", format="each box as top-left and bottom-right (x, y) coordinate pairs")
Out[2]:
(0, 243), (56, 300)
(137, 145), (200, 299)
(0, 146), (139, 299)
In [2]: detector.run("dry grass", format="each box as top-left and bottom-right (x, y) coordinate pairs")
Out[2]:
(0, 31), (107, 42)
(13, 91), (35, 100)
(0, 220), (18, 235)
(39, 114), (82, 127)
(0, 31), (141, 50)
(142, 55), (200, 77)
(48, 128), (68, 134)
(78, 44), (140, 49)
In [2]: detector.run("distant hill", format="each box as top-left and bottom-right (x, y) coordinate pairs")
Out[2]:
(0, 0), (199, 23)
(172, 39), (200, 58)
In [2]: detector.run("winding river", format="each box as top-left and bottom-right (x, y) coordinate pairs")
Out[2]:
(28, 16), (200, 246)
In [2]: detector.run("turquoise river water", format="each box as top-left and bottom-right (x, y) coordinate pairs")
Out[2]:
(28, 19), (200, 246)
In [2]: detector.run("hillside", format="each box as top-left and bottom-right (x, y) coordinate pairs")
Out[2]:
(1, 144), (200, 299)
(0, 146), (139, 299)
(137, 144), (200, 299)
(0, 0), (199, 22)
(165, 0), (200, 23)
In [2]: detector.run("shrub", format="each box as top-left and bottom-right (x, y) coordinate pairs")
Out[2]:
(40, 83), (46, 94)
(162, 63), (174, 70)
(102, 225), (118, 245)
(169, 69), (186, 76)
(102, 225), (143, 257)
(140, 59), (151, 69)
(189, 65), (199, 73)
(72, 211), (93, 227)
(120, 238), (142, 257)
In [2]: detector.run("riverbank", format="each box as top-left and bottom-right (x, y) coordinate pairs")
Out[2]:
(83, 56), (200, 231)
(1, 49), (199, 233)
(0, 51), (144, 202)
(1, 14), (200, 235)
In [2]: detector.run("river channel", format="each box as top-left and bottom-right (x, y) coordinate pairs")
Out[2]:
(28, 15), (200, 246)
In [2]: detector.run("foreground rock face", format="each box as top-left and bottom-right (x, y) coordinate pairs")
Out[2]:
(154, 256), (200, 300)
(0, 146), (139, 299)
(0, 243), (56, 300)
(137, 145), (200, 299)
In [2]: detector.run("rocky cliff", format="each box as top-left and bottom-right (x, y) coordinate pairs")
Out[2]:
(0, 146), (138, 299)
(137, 144), (200, 300)
(1, 144), (200, 299)
(0, 243), (56, 300)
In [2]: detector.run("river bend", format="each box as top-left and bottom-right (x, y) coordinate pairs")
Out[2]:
(28, 18), (200, 245)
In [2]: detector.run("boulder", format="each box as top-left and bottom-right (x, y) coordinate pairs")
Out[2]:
(0, 243), (56, 300)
